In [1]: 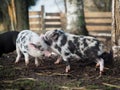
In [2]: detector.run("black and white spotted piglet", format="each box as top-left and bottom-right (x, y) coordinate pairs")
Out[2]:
(43, 29), (105, 76)
(0, 31), (19, 57)
(15, 30), (48, 66)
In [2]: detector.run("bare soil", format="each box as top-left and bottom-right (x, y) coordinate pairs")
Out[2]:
(0, 37), (120, 90)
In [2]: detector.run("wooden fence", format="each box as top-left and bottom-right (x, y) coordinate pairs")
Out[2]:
(29, 6), (112, 35)
(85, 12), (112, 36)
(29, 6), (63, 33)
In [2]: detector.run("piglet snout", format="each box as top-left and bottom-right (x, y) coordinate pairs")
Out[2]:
(43, 50), (52, 57)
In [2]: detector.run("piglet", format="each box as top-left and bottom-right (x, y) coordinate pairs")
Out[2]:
(15, 30), (48, 66)
(0, 31), (19, 57)
(43, 29), (106, 77)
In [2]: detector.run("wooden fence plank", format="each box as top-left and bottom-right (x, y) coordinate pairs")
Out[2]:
(45, 24), (61, 28)
(31, 28), (41, 31)
(86, 23), (111, 26)
(85, 19), (112, 23)
(85, 12), (111, 17)
(30, 24), (41, 28)
(29, 22), (41, 24)
(86, 26), (111, 31)
(45, 22), (61, 24)
(29, 11), (41, 16)
(29, 18), (41, 22)
(45, 16), (61, 19)
(46, 13), (60, 16)
(45, 19), (61, 22)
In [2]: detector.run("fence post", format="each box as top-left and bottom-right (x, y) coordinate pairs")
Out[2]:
(41, 5), (45, 33)
(60, 12), (66, 30)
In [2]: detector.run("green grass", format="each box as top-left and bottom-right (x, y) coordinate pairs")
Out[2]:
(38, 81), (60, 90)
(0, 66), (16, 79)
(12, 79), (36, 90)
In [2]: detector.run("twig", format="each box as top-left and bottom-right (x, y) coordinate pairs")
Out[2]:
(14, 78), (37, 82)
(36, 72), (70, 76)
(36, 72), (49, 76)
(50, 73), (70, 76)
(102, 83), (120, 88)
(59, 86), (86, 90)
(2, 80), (13, 83)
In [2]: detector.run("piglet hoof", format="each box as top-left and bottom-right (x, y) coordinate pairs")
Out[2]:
(96, 71), (103, 79)
(54, 57), (61, 64)
(54, 60), (60, 64)
(25, 62), (29, 66)
(35, 63), (39, 67)
(15, 61), (19, 64)
(65, 65), (70, 73)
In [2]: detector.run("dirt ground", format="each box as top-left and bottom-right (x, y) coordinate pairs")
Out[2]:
(0, 37), (120, 90)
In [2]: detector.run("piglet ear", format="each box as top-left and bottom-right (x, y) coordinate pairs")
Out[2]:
(28, 43), (36, 50)
(51, 32), (59, 40)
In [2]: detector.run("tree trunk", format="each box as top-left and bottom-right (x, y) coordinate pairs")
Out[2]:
(66, 0), (88, 35)
(0, 0), (11, 31)
(15, 0), (29, 31)
(2, 11), (11, 31)
(112, 0), (120, 46)
(7, 0), (17, 30)
(111, 0), (120, 57)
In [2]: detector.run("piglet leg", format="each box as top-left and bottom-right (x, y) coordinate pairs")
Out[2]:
(15, 46), (21, 64)
(65, 65), (70, 72)
(35, 57), (39, 67)
(24, 53), (29, 66)
(54, 56), (62, 64)
(96, 58), (104, 77)
(65, 60), (71, 72)
(99, 58), (104, 76)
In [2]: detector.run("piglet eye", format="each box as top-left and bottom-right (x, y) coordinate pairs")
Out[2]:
(40, 48), (44, 51)
(38, 45), (41, 48)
